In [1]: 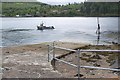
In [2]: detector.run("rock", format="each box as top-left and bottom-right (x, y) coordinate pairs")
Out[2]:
(93, 63), (101, 67)
(112, 42), (118, 45)
(74, 74), (84, 77)
(90, 54), (102, 59)
(3, 67), (11, 71)
(4, 67), (11, 71)
(90, 73), (95, 75)
(6, 52), (9, 53)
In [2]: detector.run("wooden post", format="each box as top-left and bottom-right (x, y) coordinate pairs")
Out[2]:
(77, 49), (80, 80)
(53, 41), (56, 70)
(48, 45), (50, 62)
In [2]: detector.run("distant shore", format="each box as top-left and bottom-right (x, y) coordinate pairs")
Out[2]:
(2, 2), (119, 17)
(1, 41), (120, 78)
(1, 14), (118, 17)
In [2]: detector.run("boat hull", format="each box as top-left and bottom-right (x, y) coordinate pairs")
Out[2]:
(37, 26), (55, 30)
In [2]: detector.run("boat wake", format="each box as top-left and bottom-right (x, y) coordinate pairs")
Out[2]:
(4, 29), (33, 32)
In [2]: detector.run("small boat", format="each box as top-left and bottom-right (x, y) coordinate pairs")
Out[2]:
(37, 22), (55, 30)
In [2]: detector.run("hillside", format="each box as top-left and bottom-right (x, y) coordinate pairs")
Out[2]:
(2, 2), (120, 17)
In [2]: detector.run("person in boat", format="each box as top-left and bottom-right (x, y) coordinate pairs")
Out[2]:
(39, 22), (45, 30)
(40, 22), (44, 27)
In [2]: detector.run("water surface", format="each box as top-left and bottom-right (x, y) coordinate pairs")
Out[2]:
(1, 17), (119, 47)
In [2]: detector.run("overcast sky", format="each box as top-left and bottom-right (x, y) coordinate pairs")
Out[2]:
(1, 0), (119, 4)
(37, 0), (85, 5)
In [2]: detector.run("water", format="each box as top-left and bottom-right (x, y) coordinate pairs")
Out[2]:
(1, 17), (119, 47)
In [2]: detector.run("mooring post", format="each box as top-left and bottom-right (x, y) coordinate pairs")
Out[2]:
(53, 41), (56, 70)
(77, 49), (80, 80)
(48, 45), (50, 62)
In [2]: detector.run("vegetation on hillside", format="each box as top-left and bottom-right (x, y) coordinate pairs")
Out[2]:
(2, 2), (120, 17)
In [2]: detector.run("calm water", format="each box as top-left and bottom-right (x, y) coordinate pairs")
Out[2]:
(1, 17), (119, 47)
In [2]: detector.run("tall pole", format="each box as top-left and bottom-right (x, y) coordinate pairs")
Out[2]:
(96, 17), (100, 45)
(97, 17), (99, 25)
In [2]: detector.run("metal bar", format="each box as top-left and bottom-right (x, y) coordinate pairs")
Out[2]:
(54, 57), (120, 72)
(80, 66), (120, 71)
(48, 45), (120, 72)
(54, 57), (77, 68)
(77, 49), (80, 80)
(80, 50), (120, 52)
(49, 50), (54, 53)
(50, 45), (120, 52)
(54, 46), (76, 52)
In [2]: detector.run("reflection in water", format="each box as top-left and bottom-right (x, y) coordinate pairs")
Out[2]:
(97, 33), (100, 45)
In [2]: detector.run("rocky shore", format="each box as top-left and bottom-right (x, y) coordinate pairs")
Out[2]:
(1, 41), (120, 79)
(54, 44), (120, 78)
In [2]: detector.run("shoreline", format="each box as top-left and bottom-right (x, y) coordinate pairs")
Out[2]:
(1, 41), (89, 48)
(1, 39), (117, 48)
(1, 41), (120, 78)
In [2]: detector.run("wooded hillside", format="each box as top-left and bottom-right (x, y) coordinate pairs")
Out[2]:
(2, 2), (119, 17)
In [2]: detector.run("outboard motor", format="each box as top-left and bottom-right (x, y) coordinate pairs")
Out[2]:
(51, 26), (55, 29)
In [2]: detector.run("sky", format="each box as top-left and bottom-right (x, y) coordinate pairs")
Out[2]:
(37, 0), (85, 5)
(87, 0), (120, 2)
(1, 0), (119, 4)
(37, 0), (120, 5)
